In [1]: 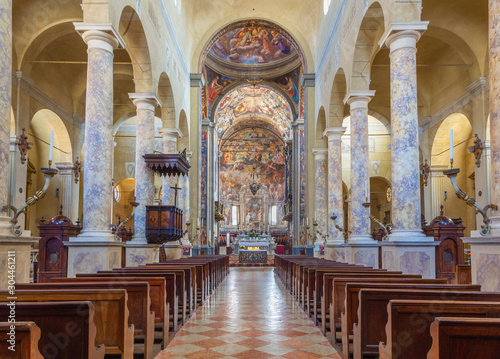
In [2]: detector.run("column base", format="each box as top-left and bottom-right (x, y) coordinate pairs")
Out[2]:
(0, 214), (32, 238)
(325, 243), (345, 262)
(125, 243), (160, 267)
(463, 236), (500, 291)
(163, 242), (182, 261)
(344, 242), (379, 267)
(381, 241), (438, 279)
(387, 229), (429, 242)
(219, 247), (227, 255)
(65, 241), (124, 277)
(0, 236), (38, 290)
(70, 229), (116, 242)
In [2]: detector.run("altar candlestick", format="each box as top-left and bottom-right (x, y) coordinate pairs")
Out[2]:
(48, 131), (54, 164)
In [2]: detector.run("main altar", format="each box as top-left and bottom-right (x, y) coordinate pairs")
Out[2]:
(231, 232), (276, 254)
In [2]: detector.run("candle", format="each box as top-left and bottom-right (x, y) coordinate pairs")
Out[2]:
(48, 131), (54, 163)
(450, 129), (454, 161)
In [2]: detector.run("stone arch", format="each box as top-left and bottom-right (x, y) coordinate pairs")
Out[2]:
(157, 72), (176, 128)
(329, 68), (347, 128)
(118, 6), (154, 93)
(210, 79), (298, 123)
(431, 113), (476, 234)
(349, 2), (385, 91)
(30, 109), (72, 163)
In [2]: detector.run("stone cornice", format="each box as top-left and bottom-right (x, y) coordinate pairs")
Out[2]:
(129, 93), (163, 108)
(379, 22), (429, 49)
(74, 23), (126, 49)
(323, 127), (347, 141)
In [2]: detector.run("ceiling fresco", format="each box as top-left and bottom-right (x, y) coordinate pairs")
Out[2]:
(209, 21), (298, 65)
(215, 84), (293, 139)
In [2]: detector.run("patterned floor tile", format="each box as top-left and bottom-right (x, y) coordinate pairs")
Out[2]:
(156, 268), (339, 359)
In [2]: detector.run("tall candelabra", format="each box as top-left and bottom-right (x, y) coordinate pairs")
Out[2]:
(3, 166), (58, 236)
(114, 201), (139, 242)
(443, 167), (497, 236)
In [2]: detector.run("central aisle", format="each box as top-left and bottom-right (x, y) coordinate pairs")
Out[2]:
(157, 267), (341, 358)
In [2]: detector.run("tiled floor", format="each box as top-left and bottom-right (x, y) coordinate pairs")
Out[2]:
(156, 267), (341, 359)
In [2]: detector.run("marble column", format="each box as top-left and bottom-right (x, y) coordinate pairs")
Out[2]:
(324, 127), (346, 262)
(158, 128), (183, 260)
(0, 0), (37, 290)
(77, 26), (120, 241)
(55, 162), (75, 221)
(66, 24), (125, 277)
(125, 94), (160, 266)
(344, 93), (379, 267)
(180, 152), (192, 247)
(0, 0), (13, 235)
(386, 30), (427, 242)
(463, 4), (500, 290)
(312, 149), (328, 254)
(158, 128), (181, 206)
(346, 94), (373, 242)
(379, 23), (436, 278)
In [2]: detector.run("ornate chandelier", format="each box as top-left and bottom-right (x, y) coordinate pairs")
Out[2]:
(249, 165), (260, 195)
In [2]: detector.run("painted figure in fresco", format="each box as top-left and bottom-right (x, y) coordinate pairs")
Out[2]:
(207, 76), (223, 104)
(284, 77), (300, 104)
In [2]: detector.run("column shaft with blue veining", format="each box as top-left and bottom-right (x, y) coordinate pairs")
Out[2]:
(0, 0), (11, 219)
(490, 0), (500, 222)
(325, 127), (346, 244)
(159, 128), (180, 206)
(347, 96), (373, 242)
(386, 31), (425, 238)
(132, 96), (156, 242)
(312, 149), (328, 245)
(180, 152), (192, 244)
(80, 30), (119, 237)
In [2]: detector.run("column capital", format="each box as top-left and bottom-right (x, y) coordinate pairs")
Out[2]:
(323, 127), (347, 141)
(129, 93), (162, 110)
(379, 22), (428, 52)
(301, 73), (316, 87)
(344, 91), (375, 108)
(190, 73), (204, 87)
(312, 148), (328, 158)
(74, 23), (125, 53)
(158, 128), (182, 141)
(55, 162), (75, 176)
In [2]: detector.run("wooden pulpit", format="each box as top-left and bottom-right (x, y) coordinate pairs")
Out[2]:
(146, 205), (183, 244)
(37, 210), (82, 283)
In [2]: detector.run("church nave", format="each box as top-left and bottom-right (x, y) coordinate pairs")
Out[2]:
(158, 268), (341, 359)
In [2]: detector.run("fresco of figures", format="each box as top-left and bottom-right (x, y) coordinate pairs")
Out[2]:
(220, 127), (286, 204)
(210, 21), (297, 65)
(215, 84), (293, 139)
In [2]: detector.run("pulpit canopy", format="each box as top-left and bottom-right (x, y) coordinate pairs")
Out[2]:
(143, 151), (191, 177)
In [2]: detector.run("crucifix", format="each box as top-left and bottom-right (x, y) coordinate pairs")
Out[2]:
(170, 184), (182, 207)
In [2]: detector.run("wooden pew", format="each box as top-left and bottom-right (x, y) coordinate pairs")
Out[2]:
(139, 264), (196, 316)
(17, 282), (156, 359)
(0, 289), (134, 358)
(110, 268), (187, 326)
(350, 288), (500, 359)
(53, 276), (169, 348)
(0, 322), (43, 359)
(427, 317), (500, 359)
(326, 277), (447, 343)
(380, 300), (500, 359)
(78, 271), (179, 333)
(0, 302), (105, 359)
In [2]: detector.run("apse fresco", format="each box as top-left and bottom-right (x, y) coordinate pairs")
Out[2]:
(220, 128), (286, 204)
(215, 85), (293, 139)
(209, 21), (297, 65)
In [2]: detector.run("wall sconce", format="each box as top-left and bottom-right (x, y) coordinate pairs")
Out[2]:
(468, 134), (484, 168)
